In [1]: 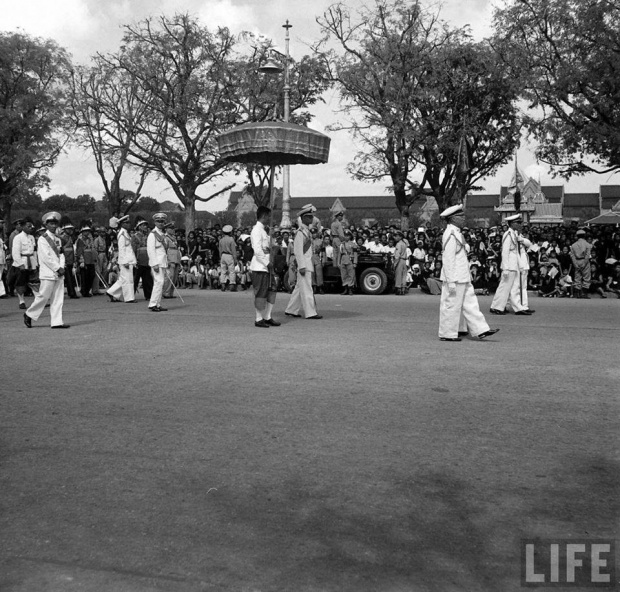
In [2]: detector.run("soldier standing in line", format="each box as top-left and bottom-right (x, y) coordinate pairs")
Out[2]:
(106, 215), (137, 303)
(6, 219), (24, 297)
(571, 229), (592, 299)
(75, 222), (97, 297)
(490, 213), (530, 315)
(163, 221), (181, 299)
(92, 226), (108, 295)
(285, 204), (322, 320)
(146, 212), (169, 312)
(11, 217), (37, 310)
(59, 217), (79, 299)
(330, 210), (346, 269)
(131, 217), (153, 301)
(392, 230), (408, 295)
(218, 225), (238, 291)
(23, 212), (69, 329)
(438, 204), (498, 342)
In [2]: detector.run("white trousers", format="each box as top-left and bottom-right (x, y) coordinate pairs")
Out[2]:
(26, 278), (64, 326)
(520, 271), (529, 309)
(107, 264), (135, 302)
(439, 282), (490, 339)
(490, 270), (526, 312)
(149, 267), (165, 308)
(285, 270), (318, 318)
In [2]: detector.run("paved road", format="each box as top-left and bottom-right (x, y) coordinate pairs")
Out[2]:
(1, 290), (618, 591)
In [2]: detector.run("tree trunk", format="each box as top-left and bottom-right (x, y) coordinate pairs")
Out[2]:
(184, 198), (196, 236)
(400, 208), (410, 232)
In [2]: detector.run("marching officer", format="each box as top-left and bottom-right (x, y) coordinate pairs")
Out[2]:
(438, 204), (498, 341)
(23, 211), (69, 329)
(106, 215), (137, 303)
(490, 213), (530, 315)
(147, 212), (169, 311)
(285, 204), (322, 319)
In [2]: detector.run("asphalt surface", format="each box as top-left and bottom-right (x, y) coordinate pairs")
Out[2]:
(1, 288), (618, 592)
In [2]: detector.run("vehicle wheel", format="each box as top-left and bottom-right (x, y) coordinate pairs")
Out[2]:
(359, 267), (388, 295)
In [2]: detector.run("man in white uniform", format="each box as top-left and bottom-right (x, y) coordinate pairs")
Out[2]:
(438, 204), (498, 342)
(23, 211), (69, 329)
(106, 215), (137, 303)
(285, 204), (322, 320)
(147, 212), (169, 312)
(490, 213), (529, 315)
(249, 206), (280, 328)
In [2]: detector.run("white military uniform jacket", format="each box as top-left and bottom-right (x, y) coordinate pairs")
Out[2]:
(147, 228), (168, 268)
(500, 228), (520, 271)
(517, 234), (531, 272)
(117, 227), (137, 266)
(11, 231), (36, 268)
(440, 224), (471, 284)
(249, 221), (270, 272)
(37, 231), (65, 280)
(293, 224), (314, 271)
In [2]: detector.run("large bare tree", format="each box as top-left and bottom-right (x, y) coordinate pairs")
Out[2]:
(316, 0), (521, 227)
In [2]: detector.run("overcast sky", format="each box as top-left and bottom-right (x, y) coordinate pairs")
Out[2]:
(2, 0), (616, 211)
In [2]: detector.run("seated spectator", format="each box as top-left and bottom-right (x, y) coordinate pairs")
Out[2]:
(606, 262), (620, 298)
(470, 263), (488, 295)
(190, 256), (206, 289)
(527, 268), (541, 292)
(589, 262), (607, 298)
(557, 268), (574, 298)
(538, 265), (558, 297)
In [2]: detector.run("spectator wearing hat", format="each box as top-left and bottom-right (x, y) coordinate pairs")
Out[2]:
(392, 230), (408, 295)
(24, 212), (69, 329)
(106, 215), (137, 303)
(218, 224), (238, 291)
(146, 213), (169, 311)
(311, 227), (325, 294)
(490, 214), (530, 315)
(570, 229), (592, 298)
(285, 204), (322, 319)
(249, 206), (280, 328)
(438, 204), (498, 341)
(330, 210), (346, 268)
(131, 217), (153, 301)
(75, 222), (97, 297)
(163, 222), (181, 298)
(59, 217), (79, 299)
(11, 217), (38, 309)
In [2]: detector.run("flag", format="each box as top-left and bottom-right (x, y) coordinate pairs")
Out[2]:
(508, 155), (525, 211)
(456, 135), (474, 176)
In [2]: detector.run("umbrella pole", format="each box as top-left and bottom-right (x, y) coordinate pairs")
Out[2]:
(268, 165), (276, 290)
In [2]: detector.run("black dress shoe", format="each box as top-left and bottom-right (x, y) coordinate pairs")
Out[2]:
(477, 328), (500, 340)
(525, 309), (536, 313)
(440, 337), (461, 342)
(125, 300), (138, 303)
(515, 310), (533, 315)
(107, 293), (120, 303)
(23, 313), (32, 328)
(489, 308), (506, 315)
(255, 320), (270, 328)
(19, 302), (26, 310)
(306, 315), (323, 319)
(458, 331), (469, 337)
(51, 324), (70, 329)
(148, 306), (161, 312)
(285, 312), (301, 318)
(264, 318), (281, 326)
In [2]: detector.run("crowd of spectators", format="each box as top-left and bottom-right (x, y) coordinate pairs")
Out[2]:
(4, 216), (620, 299)
(116, 220), (620, 298)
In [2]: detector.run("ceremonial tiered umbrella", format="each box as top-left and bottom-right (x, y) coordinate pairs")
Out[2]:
(217, 121), (330, 167)
(218, 120), (330, 285)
